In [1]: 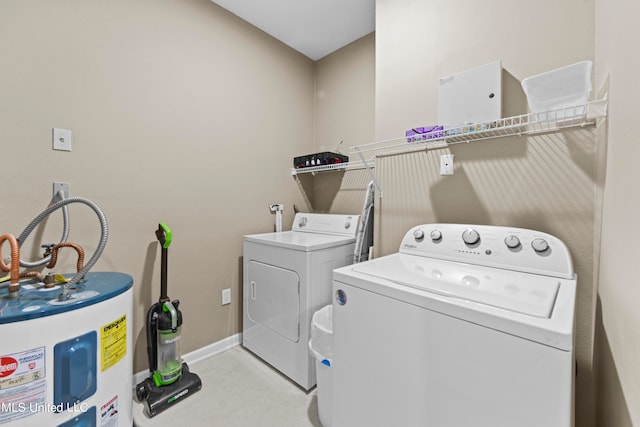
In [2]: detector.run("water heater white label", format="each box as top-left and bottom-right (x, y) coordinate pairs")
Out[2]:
(100, 394), (118, 427)
(0, 347), (46, 423)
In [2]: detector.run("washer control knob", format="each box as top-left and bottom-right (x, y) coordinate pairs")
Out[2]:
(504, 235), (521, 249)
(298, 216), (308, 227)
(430, 230), (442, 242)
(344, 221), (351, 229)
(531, 238), (549, 253)
(413, 229), (425, 241)
(462, 229), (480, 245)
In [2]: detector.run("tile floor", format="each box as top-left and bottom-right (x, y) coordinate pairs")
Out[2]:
(133, 346), (321, 426)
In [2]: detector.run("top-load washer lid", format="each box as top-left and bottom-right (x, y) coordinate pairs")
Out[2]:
(351, 254), (560, 318)
(244, 213), (360, 251)
(333, 223), (577, 350)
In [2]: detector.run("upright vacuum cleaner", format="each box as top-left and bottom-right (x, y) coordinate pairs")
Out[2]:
(136, 223), (202, 417)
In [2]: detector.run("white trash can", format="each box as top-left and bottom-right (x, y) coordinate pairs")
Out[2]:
(309, 305), (333, 427)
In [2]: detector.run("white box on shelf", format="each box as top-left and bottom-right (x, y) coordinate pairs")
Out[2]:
(521, 60), (592, 114)
(438, 60), (502, 127)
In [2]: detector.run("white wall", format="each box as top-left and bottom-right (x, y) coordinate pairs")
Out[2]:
(595, 0), (640, 424)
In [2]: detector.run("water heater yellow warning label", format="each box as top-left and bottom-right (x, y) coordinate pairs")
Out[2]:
(100, 315), (127, 372)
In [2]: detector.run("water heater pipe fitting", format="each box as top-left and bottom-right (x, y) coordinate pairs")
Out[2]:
(0, 233), (21, 298)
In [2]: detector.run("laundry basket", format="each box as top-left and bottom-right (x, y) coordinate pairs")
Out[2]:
(309, 305), (333, 427)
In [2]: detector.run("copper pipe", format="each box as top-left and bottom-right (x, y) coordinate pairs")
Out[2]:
(0, 234), (20, 296)
(19, 271), (44, 281)
(46, 242), (85, 275)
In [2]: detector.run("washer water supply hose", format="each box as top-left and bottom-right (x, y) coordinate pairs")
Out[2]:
(8, 196), (108, 300)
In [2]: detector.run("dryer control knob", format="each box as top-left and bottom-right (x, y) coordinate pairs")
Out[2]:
(462, 228), (480, 245)
(344, 221), (351, 229)
(430, 230), (442, 242)
(531, 238), (549, 253)
(298, 216), (308, 227)
(504, 235), (521, 249)
(413, 229), (425, 241)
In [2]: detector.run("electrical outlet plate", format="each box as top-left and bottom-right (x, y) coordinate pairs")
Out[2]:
(53, 128), (72, 151)
(222, 288), (231, 305)
(53, 182), (70, 201)
(440, 154), (454, 175)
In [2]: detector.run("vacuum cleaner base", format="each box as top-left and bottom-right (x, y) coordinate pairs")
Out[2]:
(137, 363), (202, 418)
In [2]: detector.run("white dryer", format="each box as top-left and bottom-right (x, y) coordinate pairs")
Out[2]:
(243, 213), (359, 390)
(332, 224), (577, 427)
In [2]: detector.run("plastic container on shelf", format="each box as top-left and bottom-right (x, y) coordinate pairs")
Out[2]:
(521, 60), (592, 115)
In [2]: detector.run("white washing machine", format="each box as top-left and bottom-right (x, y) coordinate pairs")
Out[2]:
(243, 213), (359, 390)
(332, 224), (577, 427)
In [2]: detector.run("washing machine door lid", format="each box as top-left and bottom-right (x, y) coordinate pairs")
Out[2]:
(350, 254), (560, 318)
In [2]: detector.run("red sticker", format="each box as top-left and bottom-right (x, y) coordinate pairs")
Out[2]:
(0, 357), (18, 378)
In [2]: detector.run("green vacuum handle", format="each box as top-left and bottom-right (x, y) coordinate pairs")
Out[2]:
(156, 222), (172, 249)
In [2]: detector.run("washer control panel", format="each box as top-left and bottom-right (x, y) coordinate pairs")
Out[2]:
(292, 213), (360, 237)
(400, 224), (574, 279)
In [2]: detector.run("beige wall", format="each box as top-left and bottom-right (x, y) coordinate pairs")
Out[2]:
(595, 0), (640, 424)
(374, 0), (598, 425)
(299, 33), (376, 215)
(0, 0), (315, 372)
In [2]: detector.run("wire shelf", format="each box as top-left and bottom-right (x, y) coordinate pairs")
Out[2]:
(290, 158), (375, 175)
(291, 99), (607, 175)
